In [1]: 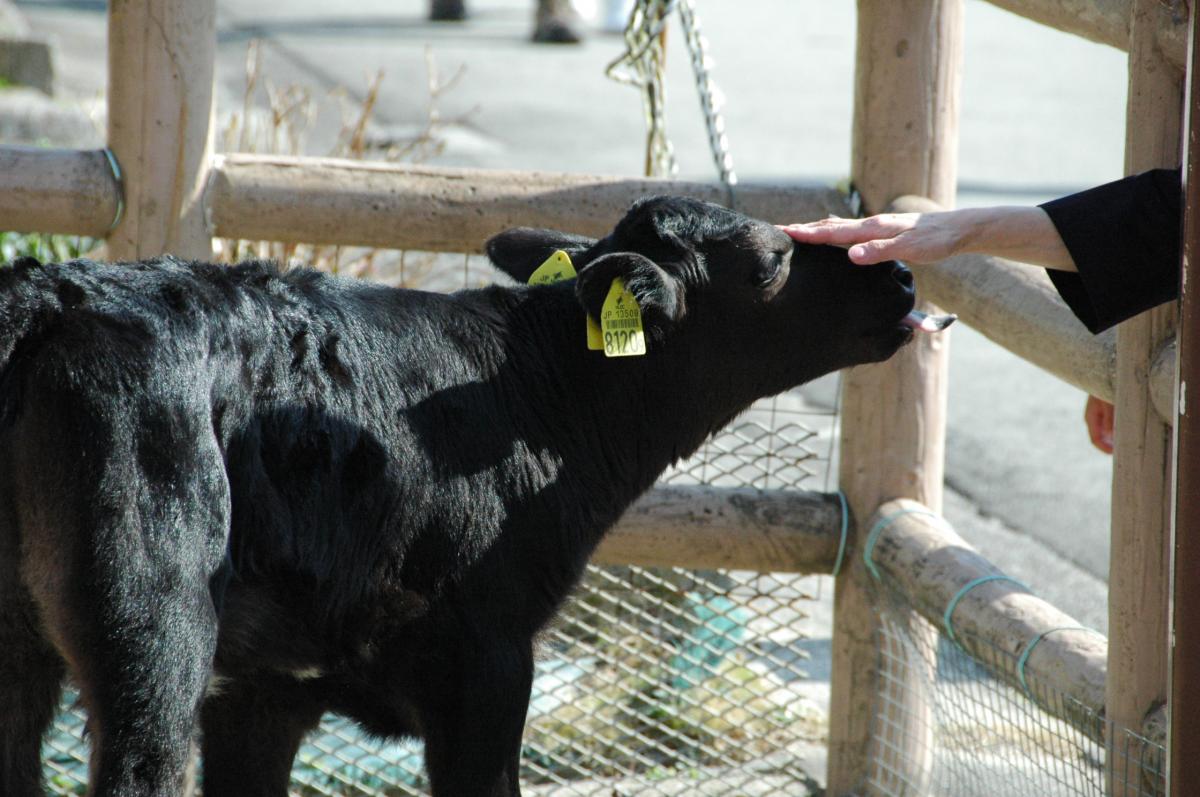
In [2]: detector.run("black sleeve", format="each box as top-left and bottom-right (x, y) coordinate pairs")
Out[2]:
(1038, 168), (1182, 333)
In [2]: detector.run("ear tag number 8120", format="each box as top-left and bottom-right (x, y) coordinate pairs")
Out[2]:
(600, 278), (645, 358)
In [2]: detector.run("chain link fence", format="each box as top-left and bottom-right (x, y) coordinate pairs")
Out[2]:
(862, 583), (1165, 797)
(45, 569), (833, 797)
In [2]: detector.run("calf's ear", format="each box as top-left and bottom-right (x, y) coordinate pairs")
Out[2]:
(486, 228), (598, 283)
(576, 252), (686, 330)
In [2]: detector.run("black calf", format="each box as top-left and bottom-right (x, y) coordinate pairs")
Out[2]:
(0, 196), (916, 797)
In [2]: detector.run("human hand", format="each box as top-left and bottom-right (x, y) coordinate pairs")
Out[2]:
(779, 206), (1078, 272)
(1083, 395), (1114, 454)
(779, 212), (966, 265)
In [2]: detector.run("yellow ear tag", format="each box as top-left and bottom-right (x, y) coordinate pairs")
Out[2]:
(527, 250), (577, 286)
(525, 250), (606, 351)
(599, 278), (645, 357)
(586, 316), (604, 350)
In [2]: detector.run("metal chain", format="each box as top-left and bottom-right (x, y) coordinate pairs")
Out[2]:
(606, 0), (677, 179)
(677, 0), (736, 189)
(605, 0), (736, 192)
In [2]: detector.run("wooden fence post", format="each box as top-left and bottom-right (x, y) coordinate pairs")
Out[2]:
(1170, 4), (1200, 789)
(1109, 1), (1184, 793)
(106, 0), (216, 261)
(826, 1), (963, 794)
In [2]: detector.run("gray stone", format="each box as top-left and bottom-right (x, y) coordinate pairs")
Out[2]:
(0, 36), (54, 95)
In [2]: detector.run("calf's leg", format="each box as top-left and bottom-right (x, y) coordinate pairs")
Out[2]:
(0, 582), (66, 797)
(13, 396), (231, 797)
(421, 641), (534, 797)
(199, 676), (325, 797)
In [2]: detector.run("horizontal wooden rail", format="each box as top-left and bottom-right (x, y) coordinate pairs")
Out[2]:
(594, 484), (844, 573)
(2, 149), (848, 253)
(866, 498), (1108, 741)
(0, 146), (120, 238)
(982, 0), (1129, 50)
(926, 252), (1119, 399)
(981, 0), (1187, 72)
(206, 154), (851, 252)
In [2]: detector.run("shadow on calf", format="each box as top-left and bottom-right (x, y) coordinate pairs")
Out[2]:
(0, 196), (918, 797)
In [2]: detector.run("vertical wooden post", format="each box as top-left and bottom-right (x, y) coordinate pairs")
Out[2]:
(107, 0), (216, 261)
(1110, 1), (1183, 793)
(1170, 4), (1200, 790)
(826, 1), (962, 794)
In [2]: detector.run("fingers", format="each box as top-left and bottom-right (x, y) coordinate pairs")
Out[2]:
(783, 213), (917, 237)
(780, 214), (922, 262)
(1083, 395), (1114, 455)
(781, 215), (902, 245)
(780, 218), (860, 245)
(846, 240), (898, 265)
(779, 225), (906, 265)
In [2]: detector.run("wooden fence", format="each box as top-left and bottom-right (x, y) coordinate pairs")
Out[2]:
(0, 0), (1193, 794)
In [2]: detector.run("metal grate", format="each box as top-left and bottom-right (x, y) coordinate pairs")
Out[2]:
(522, 566), (827, 795)
(41, 570), (831, 796)
(864, 586), (1165, 797)
(667, 419), (827, 491)
(43, 698), (90, 796)
(40, 252), (838, 795)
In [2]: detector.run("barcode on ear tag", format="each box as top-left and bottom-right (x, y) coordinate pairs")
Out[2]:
(527, 250), (577, 286)
(600, 278), (645, 357)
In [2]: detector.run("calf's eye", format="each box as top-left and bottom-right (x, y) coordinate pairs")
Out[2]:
(753, 253), (785, 288)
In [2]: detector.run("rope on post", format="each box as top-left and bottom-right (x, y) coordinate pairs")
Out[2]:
(942, 574), (1030, 643)
(102, 148), (126, 234)
(831, 490), (850, 578)
(1017, 626), (1105, 701)
(862, 507), (943, 581)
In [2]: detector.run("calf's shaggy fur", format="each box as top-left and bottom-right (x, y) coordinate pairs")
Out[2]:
(0, 197), (917, 797)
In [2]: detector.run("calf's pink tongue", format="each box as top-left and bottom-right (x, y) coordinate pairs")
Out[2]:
(901, 310), (957, 333)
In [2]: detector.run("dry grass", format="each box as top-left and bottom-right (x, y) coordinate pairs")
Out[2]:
(214, 40), (471, 287)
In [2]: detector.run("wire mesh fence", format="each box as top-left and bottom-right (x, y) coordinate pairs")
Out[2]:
(40, 252), (840, 795)
(863, 583), (1165, 797)
(43, 570), (833, 797)
(522, 566), (828, 796)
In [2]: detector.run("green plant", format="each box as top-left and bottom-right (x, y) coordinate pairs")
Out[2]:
(0, 231), (96, 263)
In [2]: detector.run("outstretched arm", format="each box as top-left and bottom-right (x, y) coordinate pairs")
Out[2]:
(780, 169), (1185, 458)
(780, 206), (1077, 271)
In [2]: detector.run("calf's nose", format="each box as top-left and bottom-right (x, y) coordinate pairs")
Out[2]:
(891, 263), (914, 290)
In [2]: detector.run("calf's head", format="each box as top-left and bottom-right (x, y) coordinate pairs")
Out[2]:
(487, 195), (918, 398)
